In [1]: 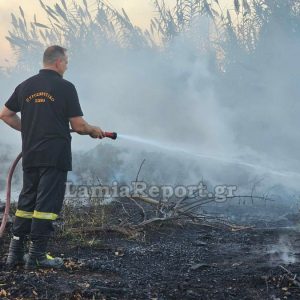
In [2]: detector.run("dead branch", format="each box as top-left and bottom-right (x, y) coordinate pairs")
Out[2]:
(134, 216), (178, 227)
(117, 162), (277, 230)
(279, 265), (300, 288)
(128, 196), (162, 206)
(127, 196), (146, 222)
(135, 158), (146, 182)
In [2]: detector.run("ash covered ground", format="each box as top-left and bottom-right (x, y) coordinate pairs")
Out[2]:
(1, 201), (300, 299)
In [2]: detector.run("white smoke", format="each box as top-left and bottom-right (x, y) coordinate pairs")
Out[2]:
(268, 235), (297, 266)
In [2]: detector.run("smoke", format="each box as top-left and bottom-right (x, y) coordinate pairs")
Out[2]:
(68, 15), (300, 196)
(1, 3), (300, 210)
(268, 235), (297, 266)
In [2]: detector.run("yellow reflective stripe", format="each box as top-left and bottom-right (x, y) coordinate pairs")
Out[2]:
(46, 254), (53, 260)
(33, 210), (58, 220)
(15, 210), (33, 219)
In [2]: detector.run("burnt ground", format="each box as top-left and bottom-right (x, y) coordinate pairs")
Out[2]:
(1, 207), (300, 299)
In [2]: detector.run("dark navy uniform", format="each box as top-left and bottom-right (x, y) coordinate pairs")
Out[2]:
(5, 69), (83, 238)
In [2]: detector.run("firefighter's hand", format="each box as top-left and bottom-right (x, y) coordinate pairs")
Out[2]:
(89, 126), (105, 139)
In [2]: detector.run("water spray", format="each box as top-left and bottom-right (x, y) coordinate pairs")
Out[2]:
(118, 134), (300, 179)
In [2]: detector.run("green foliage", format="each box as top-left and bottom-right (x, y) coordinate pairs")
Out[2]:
(6, 0), (153, 65)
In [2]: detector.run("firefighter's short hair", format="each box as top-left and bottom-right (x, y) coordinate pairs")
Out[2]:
(43, 45), (67, 65)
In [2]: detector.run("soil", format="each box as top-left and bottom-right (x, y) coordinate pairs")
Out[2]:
(1, 209), (300, 299)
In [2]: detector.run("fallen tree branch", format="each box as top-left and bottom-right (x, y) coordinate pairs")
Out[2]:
(133, 216), (182, 227)
(128, 196), (163, 206)
(279, 265), (300, 288)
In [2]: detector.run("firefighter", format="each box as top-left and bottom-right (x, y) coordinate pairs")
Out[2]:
(0, 45), (104, 269)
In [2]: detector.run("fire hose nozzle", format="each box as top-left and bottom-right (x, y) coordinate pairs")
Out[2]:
(104, 132), (117, 140)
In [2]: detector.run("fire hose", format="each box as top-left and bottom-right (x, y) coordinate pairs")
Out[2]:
(0, 131), (117, 238)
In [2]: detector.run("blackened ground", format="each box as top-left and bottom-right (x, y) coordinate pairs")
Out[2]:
(1, 214), (300, 299)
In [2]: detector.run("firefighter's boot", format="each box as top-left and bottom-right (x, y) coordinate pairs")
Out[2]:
(6, 235), (27, 268)
(25, 237), (64, 270)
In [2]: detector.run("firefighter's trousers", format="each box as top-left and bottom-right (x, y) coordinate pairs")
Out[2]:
(12, 167), (68, 239)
